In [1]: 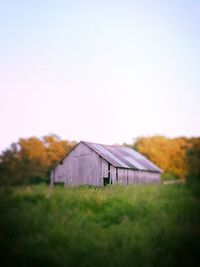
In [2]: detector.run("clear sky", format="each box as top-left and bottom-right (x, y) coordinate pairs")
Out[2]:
(0, 0), (200, 152)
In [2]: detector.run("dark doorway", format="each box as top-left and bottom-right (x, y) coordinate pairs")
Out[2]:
(103, 177), (110, 186)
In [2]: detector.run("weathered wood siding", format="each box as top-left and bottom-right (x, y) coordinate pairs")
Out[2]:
(51, 163), (65, 184)
(51, 143), (109, 186)
(114, 169), (160, 185)
(110, 166), (117, 184)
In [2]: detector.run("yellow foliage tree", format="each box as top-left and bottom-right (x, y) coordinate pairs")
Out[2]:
(133, 136), (188, 179)
(0, 134), (76, 185)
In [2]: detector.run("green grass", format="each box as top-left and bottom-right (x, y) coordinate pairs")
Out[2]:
(0, 184), (200, 267)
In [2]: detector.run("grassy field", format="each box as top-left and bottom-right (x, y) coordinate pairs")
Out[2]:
(0, 183), (200, 267)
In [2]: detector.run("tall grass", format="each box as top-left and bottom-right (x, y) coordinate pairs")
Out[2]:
(0, 184), (199, 267)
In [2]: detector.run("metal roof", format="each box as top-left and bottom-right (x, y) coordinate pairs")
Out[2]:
(83, 141), (162, 173)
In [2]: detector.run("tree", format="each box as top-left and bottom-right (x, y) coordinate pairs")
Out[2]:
(132, 136), (188, 180)
(0, 143), (20, 185)
(186, 137), (200, 182)
(0, 134), (76, 185)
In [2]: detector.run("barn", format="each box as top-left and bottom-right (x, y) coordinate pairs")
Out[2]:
(51, 141), (162, 186)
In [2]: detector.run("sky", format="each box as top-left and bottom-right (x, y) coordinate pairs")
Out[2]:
(0, 0), (200, 152)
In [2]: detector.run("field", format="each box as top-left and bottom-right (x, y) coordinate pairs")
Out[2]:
(0, 184), (200, 267)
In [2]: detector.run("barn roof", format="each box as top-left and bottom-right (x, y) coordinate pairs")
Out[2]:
(83, 141), (162, 173)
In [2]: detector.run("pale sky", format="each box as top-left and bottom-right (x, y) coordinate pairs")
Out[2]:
(0, 0), (200, 152)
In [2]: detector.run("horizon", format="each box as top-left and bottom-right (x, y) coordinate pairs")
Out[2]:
(1, 132), (200, 153)
(1, 0), (200, 153)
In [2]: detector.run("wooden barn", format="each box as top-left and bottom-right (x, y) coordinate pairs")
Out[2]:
(51, 141), (162, 186)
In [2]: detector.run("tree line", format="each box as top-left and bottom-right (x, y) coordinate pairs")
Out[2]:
(131, 136), (200, 181)
(0, 134), (76, 185)
(0, 134), (199, 185)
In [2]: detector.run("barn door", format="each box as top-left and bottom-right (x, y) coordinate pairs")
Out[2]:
(103, 163), (111, 186)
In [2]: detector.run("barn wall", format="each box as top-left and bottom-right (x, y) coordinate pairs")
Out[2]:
(117, 169), (127, 185)
(110, 166), (116, 184)
(51, 143), (109, 186)
(116, 169), (161, 185)
(51, 163), (65, 184)
(135, 171), (161, 184)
